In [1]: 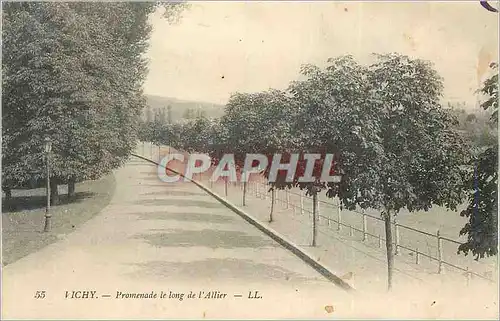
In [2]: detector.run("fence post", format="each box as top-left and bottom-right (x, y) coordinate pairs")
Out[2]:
(224, 179), (228, 197)
(362, 211), (367, 241)
(394, 219), (400, 255)
(337, 199), (342, 231)
(286, 189), (290, 209)
(300, 190), (304, 215)
(378, 234), (382, 248)
(465, 267), (471, 286)
(242, 181), (247, 206)
(437, 229), (443, 274)
(415, 248), (420, 265)
(312, 193), (318, 247)
(349, 225), (353, 237)
(317, 199), (321, 223)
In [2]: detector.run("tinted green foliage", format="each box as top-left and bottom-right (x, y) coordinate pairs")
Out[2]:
(459, 63), (498, 259)
(174, 53), (472, 289)
(450, 104), (497, 152)
(139, 114), (220, 155)
(2, 2), (186, 198)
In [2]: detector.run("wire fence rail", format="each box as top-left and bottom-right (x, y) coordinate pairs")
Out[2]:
(143, 143), (496, 285)
(246, 179), (495, 284)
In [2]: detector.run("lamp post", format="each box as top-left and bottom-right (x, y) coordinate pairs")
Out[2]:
(44, 137), (52, 232)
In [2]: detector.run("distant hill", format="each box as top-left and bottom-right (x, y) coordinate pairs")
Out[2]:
(143, 94), (225, 122)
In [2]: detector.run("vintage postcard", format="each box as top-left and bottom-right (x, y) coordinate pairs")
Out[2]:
(2, 1), (499, 319)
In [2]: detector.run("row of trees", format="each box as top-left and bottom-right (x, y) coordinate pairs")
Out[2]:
(2, 2), (185, 204)
(450, 102), (497, 151)
(143, 54), (498, 289)
(139, 115), (217, 152)
(179, 107), (207, 120)
(145, 105), (173, 124)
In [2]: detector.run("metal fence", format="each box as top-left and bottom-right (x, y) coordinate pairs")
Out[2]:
(144, 143), (496, 285)
(244, 179), (495, 284)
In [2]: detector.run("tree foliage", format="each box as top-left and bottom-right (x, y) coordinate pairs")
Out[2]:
(459, 63), (498, 259)
(172, 53), (471, 289)
(2, 2), (186, 201)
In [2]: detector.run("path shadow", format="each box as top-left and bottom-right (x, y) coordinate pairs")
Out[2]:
(142, 176), (173, 182)
(133, 229), (277, 249)
(132, 183), (181, 188)
(141, 190), (206, 197)
(129, 258), (313, 282)
(134, 199), (222, 209)
(133, 212), (237, 224)
(139, 171), (162, 176)
(127, 161), (151, 166)
(2, 192), (95, 213)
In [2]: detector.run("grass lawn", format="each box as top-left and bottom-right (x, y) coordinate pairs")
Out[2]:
(2, 173), (116, 266)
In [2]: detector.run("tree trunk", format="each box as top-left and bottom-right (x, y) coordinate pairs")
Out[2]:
(300, 189), (304, 215)
(50, 180), (59, 206)
(4, 188), (12, 202)
(312, 193), (318, 246)
(67, 178), (76, 200)
(242, 181), (247, 206)
(384, 210), (394, 291)
(3, 187), (12, 211)
(269, 188), (275, 222)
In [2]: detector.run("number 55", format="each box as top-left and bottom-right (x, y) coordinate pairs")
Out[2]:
(34, 291), (46, 299)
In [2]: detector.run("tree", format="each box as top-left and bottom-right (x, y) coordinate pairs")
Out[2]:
(219, 90), (298, 221)
(3, 2), (116, 204)
(340, 54), (469, 290)
(290, 54), (469, 289)
(2, 2), (187, 203)
(182, 108), (194, 119)
(451, 105), (497, 150)
(180, 115), (214, 153)
(459, 62), (498, 259)
(466, 113), (477, 123)
(146, 106), (154, 123)
(192, 54), (470, 292)
(167, 105), (173, 123)
(287, 56), (374, 246)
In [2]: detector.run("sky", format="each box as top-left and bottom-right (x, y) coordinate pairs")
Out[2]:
(143, 1), (499, 108)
